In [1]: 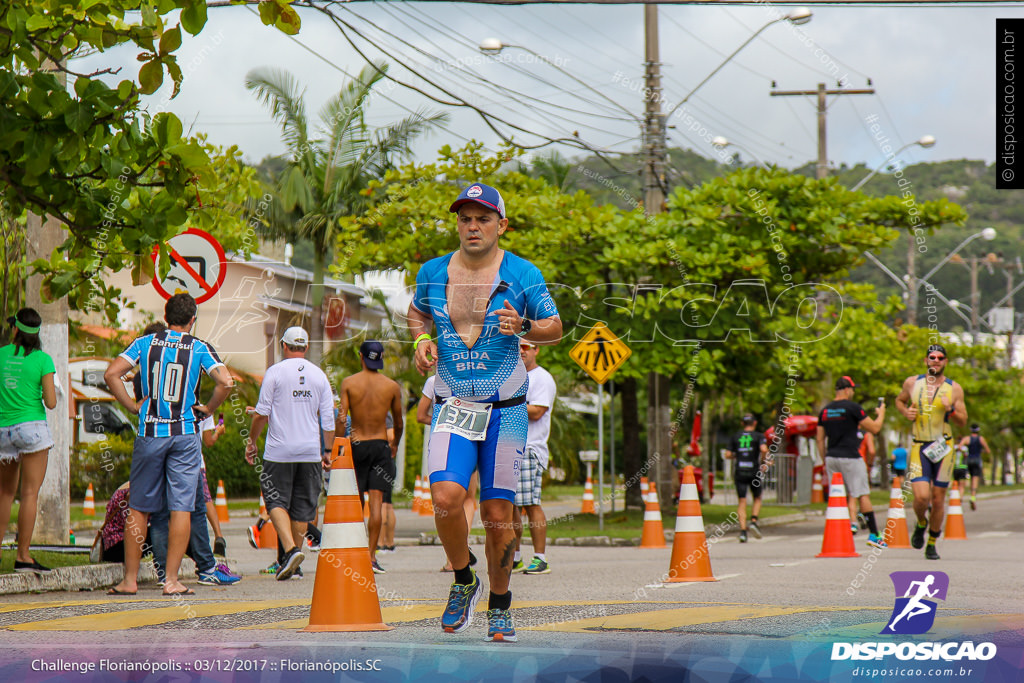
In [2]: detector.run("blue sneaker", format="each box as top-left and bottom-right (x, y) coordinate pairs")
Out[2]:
(441, 572), (481, 634)
(197, 568), (241, 586)
(866, 534), (888, 550)
(486, 608), (517, 642)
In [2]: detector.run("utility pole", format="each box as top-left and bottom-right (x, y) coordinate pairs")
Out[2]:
(642, 5), (674, 508)
(770, 83), (875, 179)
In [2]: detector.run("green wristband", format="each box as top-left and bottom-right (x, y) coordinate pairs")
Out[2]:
(414, 333), (432, 350)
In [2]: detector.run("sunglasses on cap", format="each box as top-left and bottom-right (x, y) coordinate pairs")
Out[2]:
(928, 354), (946, 361)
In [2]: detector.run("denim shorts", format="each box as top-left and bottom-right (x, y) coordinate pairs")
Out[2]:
(0, 421), (54, 463)
(129, 434), (202, 513)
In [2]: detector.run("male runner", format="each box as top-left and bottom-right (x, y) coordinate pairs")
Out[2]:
(723, 414), (768, 543)
(895, 344), (968, 560)
(816, 376), (887, 549)
(338, 340), (404, 574)
(957, 424), (990, 509)
(408, 182), (561, 642)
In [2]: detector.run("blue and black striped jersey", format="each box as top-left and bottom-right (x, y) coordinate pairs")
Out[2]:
(120, 330), (225, 437)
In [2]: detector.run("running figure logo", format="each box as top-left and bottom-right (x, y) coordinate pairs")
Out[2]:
(882, 571), (949, 634)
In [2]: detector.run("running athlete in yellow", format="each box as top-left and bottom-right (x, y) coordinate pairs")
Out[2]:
(894, 344), (967, 560)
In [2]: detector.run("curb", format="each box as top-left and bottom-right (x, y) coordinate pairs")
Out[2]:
(0, 557), (220, 596)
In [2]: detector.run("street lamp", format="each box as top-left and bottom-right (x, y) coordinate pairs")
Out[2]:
(478, 39), (640, 123)
(711, 136), (768, 168)
(664, 7), (812, 120)
(851, 135), (937, 191)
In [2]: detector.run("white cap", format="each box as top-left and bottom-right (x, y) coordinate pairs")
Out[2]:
(281, 326), (309, 347)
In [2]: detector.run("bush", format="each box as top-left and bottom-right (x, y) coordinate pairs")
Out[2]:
(71, 434), (133, 500)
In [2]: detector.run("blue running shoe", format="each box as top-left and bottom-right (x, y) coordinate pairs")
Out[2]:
(197, 568), (241, 586)
(865, 534), (888, 550)
(441, 572), (481, 634)
(486, 608), (517, 642)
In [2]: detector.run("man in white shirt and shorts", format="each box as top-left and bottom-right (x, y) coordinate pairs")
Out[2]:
(245, 327), (335, 580)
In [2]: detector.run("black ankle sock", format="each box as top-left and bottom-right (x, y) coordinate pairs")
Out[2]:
(864, 511), (879, 536)
(256, 517), (266, 531)
(488, 590), (512, 611)
(453, 565), (474, 585)
(928, 529), (941, 540)
(306, 523), (321, 544)
(750, 516), (758, 522)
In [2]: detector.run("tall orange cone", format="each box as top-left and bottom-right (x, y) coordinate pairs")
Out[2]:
(419, 482), (434, 517)
(817, 473), (859, 557)
(639, 479), (667, 548)
(882, 476), (911, 549)
(581, 476), (597, 514)
(304, 437), (392, 632)
(811, 467), (825, 504)
(82, 483), (95, 517)
(666, 466), (716, 582)
(258, 494), (278, 550)
(944, 481), (967, 540)
(215, 480), (230, 523)
(411, 476), (424, 514)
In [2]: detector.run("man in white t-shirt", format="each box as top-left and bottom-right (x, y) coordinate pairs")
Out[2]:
(512, 342), (556, 575)
(245, 327), (335, 580)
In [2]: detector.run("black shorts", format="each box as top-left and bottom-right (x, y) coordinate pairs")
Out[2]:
(735, 473), (762, 500)
(967, 461), (983, 479)
(261, 460), (322, 523)
(352, 440), (394, 499)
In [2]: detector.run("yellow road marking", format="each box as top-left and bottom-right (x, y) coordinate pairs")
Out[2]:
(7, 599), (305, 631)
(524, 605), (868, 633)
(799, 613), (1024, 640)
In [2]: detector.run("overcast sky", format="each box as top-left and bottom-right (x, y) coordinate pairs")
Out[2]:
(78, 3), (1019, 175)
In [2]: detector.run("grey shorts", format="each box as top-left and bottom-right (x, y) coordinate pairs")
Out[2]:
(0, 420), (54, 462)
(514, 449), (545, 507)
(130, 434), (202, 513)
(826, 456), (870, 499)
(261, 460), (321, 522)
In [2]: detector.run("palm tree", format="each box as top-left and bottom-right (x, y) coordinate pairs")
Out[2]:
(246, 62), (447, 363)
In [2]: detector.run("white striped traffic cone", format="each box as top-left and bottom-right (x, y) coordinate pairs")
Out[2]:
(639, 479), (667, 549)
(945, 481), (967, 540)
(882, 475), (911, 549)
(816, 473), (859, 557)
(581, 476), (596, 514)
(411, 476), (424, 514)
(215, 480), (230, 523)
(82, 483), (95, 517)
(666, 466), (716, 582)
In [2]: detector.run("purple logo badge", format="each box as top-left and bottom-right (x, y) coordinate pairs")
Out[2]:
(882, 571), (949, 634)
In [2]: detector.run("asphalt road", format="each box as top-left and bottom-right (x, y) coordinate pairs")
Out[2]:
(1, 492), (1022, 682)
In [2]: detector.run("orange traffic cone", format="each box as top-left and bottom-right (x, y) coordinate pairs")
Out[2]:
(411, 476), (424, 514)
(817, 473), (859, 557)
(945, 481), (967, 540)
(640, 477), (650, 503)
(811, 467), (825, 504)
(215, 480), (230, 523)
(419, 483), (434, 517)
(82, 483), (95, 517)
(304, 437), (392, 632)
(258, 493), (278, 550)
(666, 466), (716, 582)
(639, 480), (667, 549)
(363, 492), (370, 521)
(882, 476), (911, 549)
(581, 476), (596, 514)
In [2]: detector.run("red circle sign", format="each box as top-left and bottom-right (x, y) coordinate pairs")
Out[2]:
(151, 228), (227, 304)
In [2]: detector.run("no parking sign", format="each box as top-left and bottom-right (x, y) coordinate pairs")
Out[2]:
(151, 228), (227, 304)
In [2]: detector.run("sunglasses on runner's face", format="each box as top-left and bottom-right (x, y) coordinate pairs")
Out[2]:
(928, 354), (946, 361)
(520, 344), (536, 351)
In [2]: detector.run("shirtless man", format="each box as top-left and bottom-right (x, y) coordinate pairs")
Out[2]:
(408, 183), (562, 642)
(338, 340), (404, 574)
(895, 344), (968, 560)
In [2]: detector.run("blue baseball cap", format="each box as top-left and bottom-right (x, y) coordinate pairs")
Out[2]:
(449, 183), (505, 219)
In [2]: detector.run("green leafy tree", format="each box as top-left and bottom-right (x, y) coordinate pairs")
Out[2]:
(0, 0), (297, 315)
(245, 62), (447, 363)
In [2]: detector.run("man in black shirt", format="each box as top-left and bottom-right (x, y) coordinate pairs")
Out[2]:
(724, 414), (768, 543)
(816, 376), (887, 548)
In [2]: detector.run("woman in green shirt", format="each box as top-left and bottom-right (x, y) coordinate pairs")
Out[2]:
(0, 308), (57, 573)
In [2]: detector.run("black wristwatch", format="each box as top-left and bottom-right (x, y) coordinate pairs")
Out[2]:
(515, 318), (532, 338)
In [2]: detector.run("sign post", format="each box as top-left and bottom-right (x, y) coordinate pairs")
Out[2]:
(151, 227), (227, 304)
(570, 323), (632, 532)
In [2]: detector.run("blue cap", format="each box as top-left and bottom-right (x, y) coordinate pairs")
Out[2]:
(449, 183), (505, 219)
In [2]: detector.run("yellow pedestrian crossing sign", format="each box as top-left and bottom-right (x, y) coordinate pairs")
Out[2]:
(569, 322), (631, 384)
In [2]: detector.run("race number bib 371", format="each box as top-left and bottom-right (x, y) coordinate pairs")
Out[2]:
(434, 399), (492, 441)
(922, 439), (951, 463)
